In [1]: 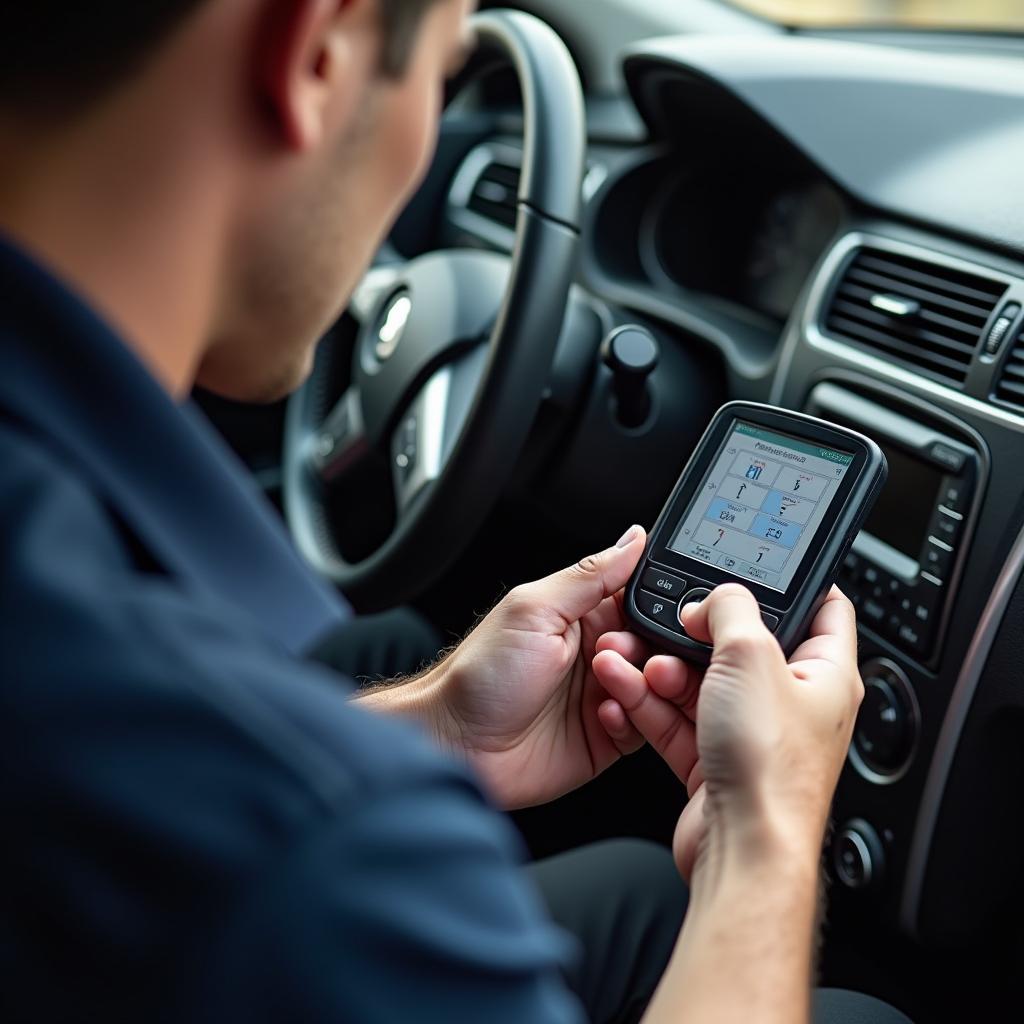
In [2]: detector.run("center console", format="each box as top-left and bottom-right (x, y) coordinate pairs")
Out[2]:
(806, 385), (982, 668)
(770, 221), (1024, 946)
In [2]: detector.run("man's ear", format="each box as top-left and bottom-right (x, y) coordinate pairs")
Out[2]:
(258, 0), (368, 151)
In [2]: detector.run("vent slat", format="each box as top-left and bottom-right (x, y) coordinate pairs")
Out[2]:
(993, 327), (1024, 411)
(996, 378), (1024, 400)
(845, 267), (995, 323)
(466, 159), (521, 230)
(822, 246), (1005, 388)
(857, 253), (1006, 305)
(825, 315), (976, 377)
(831, 296), (978, 355)
(837, 281), (988, 338)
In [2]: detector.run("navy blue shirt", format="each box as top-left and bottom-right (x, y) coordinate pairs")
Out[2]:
(0, 238), (582, 1022)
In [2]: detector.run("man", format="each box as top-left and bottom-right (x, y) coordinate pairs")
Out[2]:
(0, 1), (910, 1021)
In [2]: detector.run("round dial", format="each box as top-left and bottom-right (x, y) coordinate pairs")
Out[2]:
(848, 658), (920, 783)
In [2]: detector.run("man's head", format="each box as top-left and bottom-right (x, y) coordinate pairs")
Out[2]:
(0, 0), (476, 400)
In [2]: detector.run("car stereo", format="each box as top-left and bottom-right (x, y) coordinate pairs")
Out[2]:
(806, 384), (980, 664)
(625, 401), (887, 664)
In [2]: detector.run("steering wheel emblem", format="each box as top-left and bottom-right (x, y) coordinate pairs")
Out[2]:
(374, 292), (413, 362)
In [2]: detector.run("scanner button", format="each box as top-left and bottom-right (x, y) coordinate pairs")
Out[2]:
(636, 590), (683, 634)
(680, 587), (713, 607)
(640, 567), (688, 600)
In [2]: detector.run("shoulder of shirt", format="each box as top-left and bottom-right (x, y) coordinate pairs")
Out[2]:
(0, 416), (483, 836)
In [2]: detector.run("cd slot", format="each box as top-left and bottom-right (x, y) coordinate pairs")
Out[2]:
(805, 383), (978, 665)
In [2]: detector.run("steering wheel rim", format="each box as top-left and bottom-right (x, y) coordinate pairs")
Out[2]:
(283, 9), (586, 610)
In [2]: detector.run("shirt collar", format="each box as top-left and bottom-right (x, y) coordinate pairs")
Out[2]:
(0, 234), (348, 655)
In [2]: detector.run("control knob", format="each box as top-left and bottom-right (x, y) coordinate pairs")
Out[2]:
(850, 659), (918, 781)
(833, 819), (886, 890)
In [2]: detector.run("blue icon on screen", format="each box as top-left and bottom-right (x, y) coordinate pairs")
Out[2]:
(751, 513), (801, 548)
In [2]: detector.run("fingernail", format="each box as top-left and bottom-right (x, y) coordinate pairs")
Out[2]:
(616, 524), (641, 548)
(681, 602), (700, 617)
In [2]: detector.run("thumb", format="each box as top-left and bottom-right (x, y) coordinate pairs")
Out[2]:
(521, 525), (646, 627)
(680, 582), (786, 672)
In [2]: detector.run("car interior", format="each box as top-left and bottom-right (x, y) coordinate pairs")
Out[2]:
(196, 1), (1024, 1019)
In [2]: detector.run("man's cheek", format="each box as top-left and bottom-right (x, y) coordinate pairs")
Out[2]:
(381, 89), (439, 203)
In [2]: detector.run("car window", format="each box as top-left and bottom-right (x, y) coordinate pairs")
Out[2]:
(724, 0), (1024, 33)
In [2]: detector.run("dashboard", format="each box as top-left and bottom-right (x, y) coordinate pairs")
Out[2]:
(414, 9), (1024, 1019)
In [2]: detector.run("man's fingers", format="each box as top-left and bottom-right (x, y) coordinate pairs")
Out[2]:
(788, 586), (857, 667)
(645, 655), (701, 719)
(685, 759), (704, 799)
(597, 699), (644, 756)
(592, 649), (699, 783)
(679, 583), (786, 670)
(672, 783), (707, 883)
(679, 582), (764, 644)
(515, 526), (647, 628)
(595, 630), (651, 668)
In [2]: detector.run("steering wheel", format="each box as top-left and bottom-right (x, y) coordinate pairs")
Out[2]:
(283, 10), (586, 610)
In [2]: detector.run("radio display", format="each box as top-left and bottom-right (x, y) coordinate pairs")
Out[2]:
(862, 442), (943, 563)
(669, 420), (853, 593)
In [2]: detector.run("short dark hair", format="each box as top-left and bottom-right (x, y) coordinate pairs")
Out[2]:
(0, 0), (440, 121)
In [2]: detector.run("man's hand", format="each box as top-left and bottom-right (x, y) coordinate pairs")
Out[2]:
(359, 527), (648, 809)
(593, 584), (863, 878)
(434, 525), (651, 808)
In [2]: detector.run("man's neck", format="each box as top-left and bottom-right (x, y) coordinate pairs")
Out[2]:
(0, 97), (229, 400)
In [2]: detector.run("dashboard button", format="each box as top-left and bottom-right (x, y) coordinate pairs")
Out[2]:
(680, 587), (712, 606)
(928, 442), (966, 473)
(635, 590), (683, 634)
(930, 507), (962, 545)
(640, 566), (688, 600)
(923, 541), (953, 578)
(760, 610), (780, 631)
(842, 552), (862, 583)
(940, 481), (967, 514)
(897, 622), (927, 654)
(862, 599), (885, 625)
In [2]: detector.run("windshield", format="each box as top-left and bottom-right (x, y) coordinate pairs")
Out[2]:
(727, 0), (1024, 33)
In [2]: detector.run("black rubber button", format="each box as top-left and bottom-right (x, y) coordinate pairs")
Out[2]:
(680, 587), (712, 606)
(635, 589), (683, 633)
(640, 566), (688, 599)
(761, 611), (780, 632)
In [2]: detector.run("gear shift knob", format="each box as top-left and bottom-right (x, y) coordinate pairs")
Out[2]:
(600, 325), (659, 428)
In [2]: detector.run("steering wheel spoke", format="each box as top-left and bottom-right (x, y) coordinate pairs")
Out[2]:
(390, 345), (489, 516)
(390, 369), (450, 514)
(309, 387), (369, 484)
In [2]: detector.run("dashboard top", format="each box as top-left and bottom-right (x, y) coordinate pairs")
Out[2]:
(624, 34), (1024, 260)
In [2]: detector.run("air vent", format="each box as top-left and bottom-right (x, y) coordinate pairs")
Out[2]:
(466, 158), (520, 229)
(993, 325), (1024, 410)
(823, 247), (1006, 387)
